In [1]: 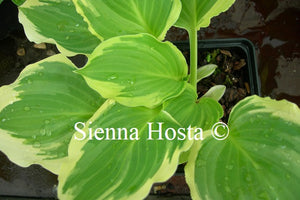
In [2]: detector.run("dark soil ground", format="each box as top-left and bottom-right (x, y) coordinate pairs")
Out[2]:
(196, 48), (250, 122)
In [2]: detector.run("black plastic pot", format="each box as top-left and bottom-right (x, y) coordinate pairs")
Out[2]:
(174, 38), (261, 96)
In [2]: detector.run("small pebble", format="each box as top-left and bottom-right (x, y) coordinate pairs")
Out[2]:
(17, 47), (25, 56)
(46, 50), (56, 56)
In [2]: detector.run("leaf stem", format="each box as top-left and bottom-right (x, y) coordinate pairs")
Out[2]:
(189, 28), (198, 90)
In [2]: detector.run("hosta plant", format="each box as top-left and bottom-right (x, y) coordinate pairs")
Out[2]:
(1, 0), (300, 199)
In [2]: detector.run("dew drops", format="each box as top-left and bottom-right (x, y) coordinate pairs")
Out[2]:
(32, 135), (37, 139)
(127, 79), (135, 85)
(40, 129), (46, 136)
(75, 24), (79, 27)
(245, 174), (252, 182)
(285, 121), (292, 126)
(65, 36), (70, 40)
(258, 191), (269, 199)
(33, 142), (41, 148)
(46, 130), (52, 136)
(24, 106), (30, 111)
(127, 92), (134, 97)
(225, 186), (231, 193)
(57, 22), (66, 31)
(1, 118), (6, 122)
(52, 184), (58, 194)
(281, 145), (286, 149)
(107, 74), (118, 81)
(226, 165), (233, 170)
(45, 120), (50, 124)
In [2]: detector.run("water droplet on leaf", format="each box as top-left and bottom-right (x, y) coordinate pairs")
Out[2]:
(107, 74), (118, 81)
(225, 186), (231, 193)
(57, 22), (66, 31)
(24, 107), (30, 111)
(226, 165), (233, 170)
(33, 142), (41, 148)
(245, 174), (251, 182)
(46, 130), (52, 136)
(40, 129), (46, 136)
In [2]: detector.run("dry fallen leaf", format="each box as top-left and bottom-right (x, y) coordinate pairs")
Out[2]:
(220, 49), (232, 57)
(33, 43), (47, 49)
(233, 59), (246, 70)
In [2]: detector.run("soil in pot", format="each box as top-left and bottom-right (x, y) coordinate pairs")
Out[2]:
(196, 48), (250, 122)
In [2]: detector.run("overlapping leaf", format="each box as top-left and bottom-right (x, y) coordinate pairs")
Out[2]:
(58, 87), (222, 199)
(175, 0), (235, 31)
(186, 95), (300, 199)
(0, 54), (104, 173)
(73, 0), (181, 40)
(77, 34), (188, 108)
(12, 0), (26, 6)
(19, 0), (100, 55)
(164, 85), (223, 130)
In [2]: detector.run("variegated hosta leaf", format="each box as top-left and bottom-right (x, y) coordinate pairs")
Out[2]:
(58, 87), (223, 199)
(58, 104), (190, 200)
(165, 85), (224, 164)
(73, 0), (182, 41)
(175, 0), (235, 31)
(77, 34), (188, 108)
(19, 0), (100, 55)
(164, 85), (223, 130)
(0, 54), (104, 174)
(186, 96), (300, 199)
